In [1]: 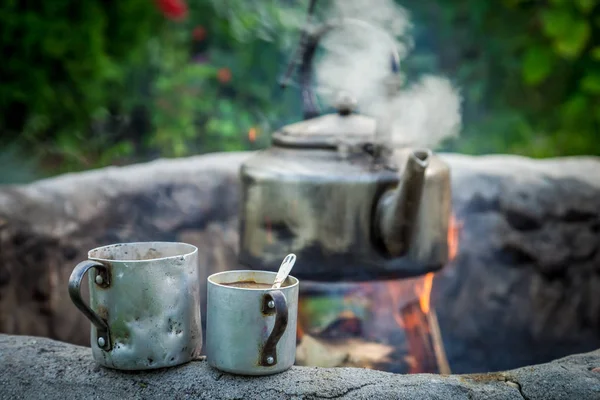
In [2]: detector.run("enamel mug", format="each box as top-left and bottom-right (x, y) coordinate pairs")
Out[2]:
(206, 270), (299, 375)
(68, 242), (202, 370)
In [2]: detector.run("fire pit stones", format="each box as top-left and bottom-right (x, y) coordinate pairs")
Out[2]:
(0, 152), (599, 374)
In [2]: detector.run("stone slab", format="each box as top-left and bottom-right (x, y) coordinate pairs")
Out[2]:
(1, 334), (599, 399)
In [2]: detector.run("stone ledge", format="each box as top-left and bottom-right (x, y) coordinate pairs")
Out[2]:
(1, 334), (599, 399)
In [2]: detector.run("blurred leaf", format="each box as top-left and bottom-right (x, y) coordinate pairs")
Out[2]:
(522, 46), (553, 85)
(561, 95), (588, 123)
(98, 141), (135, 165)
(574, 0), (596, 14)
(553, 20), (591, 59)
(581, 73), (600, 94)
(220, 120), (238, 137)
(540, 9), (573, 38)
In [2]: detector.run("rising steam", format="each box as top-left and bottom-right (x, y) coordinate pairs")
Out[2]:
(312, 0), (462, 148)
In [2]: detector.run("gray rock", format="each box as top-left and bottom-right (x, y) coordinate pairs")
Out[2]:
(434, 154), (600, 372)
(1, 334), (599, 399)
(1, 152), (600, 374)
(0, 153), (248, 346)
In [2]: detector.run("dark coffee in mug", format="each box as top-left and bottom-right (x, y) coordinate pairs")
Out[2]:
(222, 280), (272, 289)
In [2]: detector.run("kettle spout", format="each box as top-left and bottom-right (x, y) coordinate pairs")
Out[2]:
(376, 149), (431, 257)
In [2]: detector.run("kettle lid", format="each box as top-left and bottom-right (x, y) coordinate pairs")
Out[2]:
(272, 93), (376, 149)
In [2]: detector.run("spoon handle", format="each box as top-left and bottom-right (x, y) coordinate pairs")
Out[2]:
(272, 254), (297, 289)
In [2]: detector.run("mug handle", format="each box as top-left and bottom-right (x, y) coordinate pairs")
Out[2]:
(68, 260), (112, 351)
(259, 290), (289, 366)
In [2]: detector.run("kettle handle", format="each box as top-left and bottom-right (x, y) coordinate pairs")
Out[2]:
(280, 6), (402, 120)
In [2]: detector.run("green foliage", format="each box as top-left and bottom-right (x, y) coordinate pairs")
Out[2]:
(0, 1), (161, 143)
(403, 0), (600, 157)
(0, 0), (303, 179)
(148, 0), (302, 157)
(522, 46), (553, 86)
(1, 0), (599, 184)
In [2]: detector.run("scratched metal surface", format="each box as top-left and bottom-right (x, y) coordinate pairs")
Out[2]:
(87, 242), (202, 370)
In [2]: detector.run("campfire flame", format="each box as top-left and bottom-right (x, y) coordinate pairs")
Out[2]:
(295, 213), (463, 373)
(387, 213), (462, 374)
(415, 213), (462, 373)
(416, 213), (461, 314)
(417, 273), (434, 314)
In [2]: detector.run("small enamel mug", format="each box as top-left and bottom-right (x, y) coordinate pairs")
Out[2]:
(68, 242), (202, 370)
(206, 270), (299, 375)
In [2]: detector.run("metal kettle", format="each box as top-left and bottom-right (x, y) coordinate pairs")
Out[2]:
(237, 11), (451, 282)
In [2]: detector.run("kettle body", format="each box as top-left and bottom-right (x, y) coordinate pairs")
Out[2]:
(238, 112), (451, 281)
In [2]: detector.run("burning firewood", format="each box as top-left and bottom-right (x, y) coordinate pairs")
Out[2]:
(399, 301), (449, 374)
(296, 273), (454, 373)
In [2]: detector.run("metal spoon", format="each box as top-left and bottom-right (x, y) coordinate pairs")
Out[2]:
(272, 253), (297, 289)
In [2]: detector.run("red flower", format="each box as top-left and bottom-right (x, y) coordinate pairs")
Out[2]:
(192, 26), (206, 41)
(217, 68), (232, 84)
(156, 0), (188, 21)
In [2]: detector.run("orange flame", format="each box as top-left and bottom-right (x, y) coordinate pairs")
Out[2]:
(418, 273), (435, 314)
(248, 127), (257, 142)
(416, 213), (461, 314)
(295, 214), (462, 373)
